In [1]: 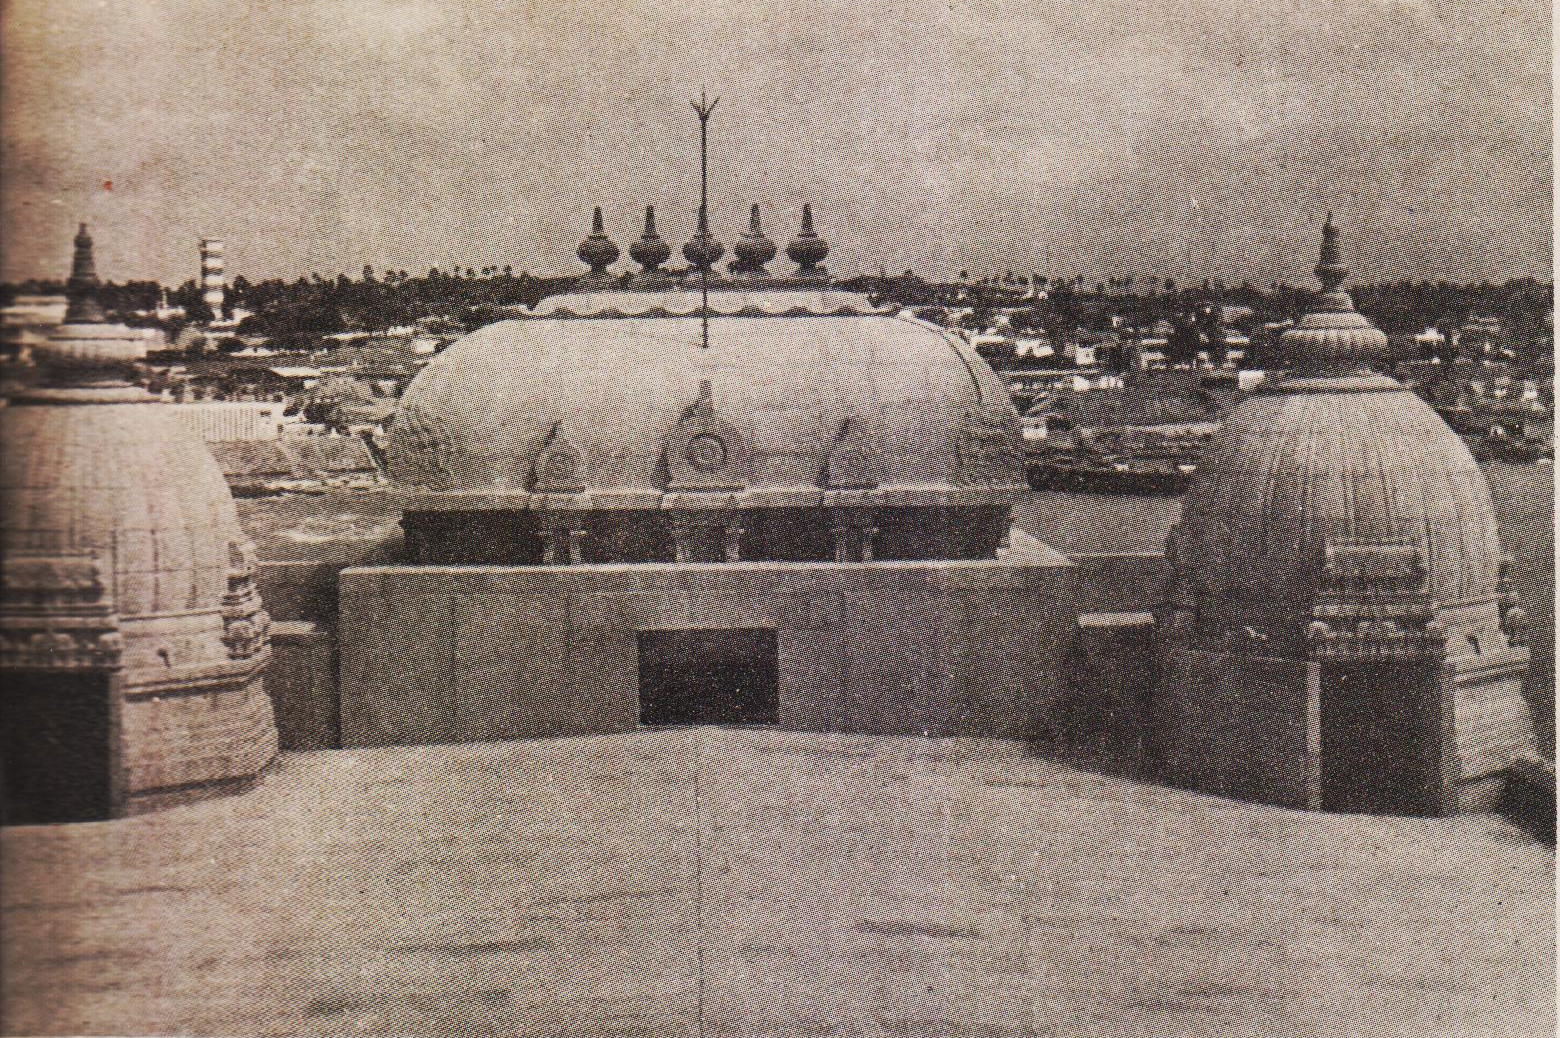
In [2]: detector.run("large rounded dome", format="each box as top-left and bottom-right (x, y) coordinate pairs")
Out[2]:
(387, 288), (1022, 506)
(4, 394), (242, 623)
(1171, 372), (1501, 621)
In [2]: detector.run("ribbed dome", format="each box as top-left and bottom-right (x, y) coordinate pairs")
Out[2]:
(1279, 299), (1390, 369)
(3, 395), (243, 622)
(1172, 217), (1505, 631)
(1, 226), (276, 820)
(1172, 373), (1501, 616)
(387, 288), (1022, 505)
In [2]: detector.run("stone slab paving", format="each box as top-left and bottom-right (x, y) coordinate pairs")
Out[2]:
(2, 729), (1552, 1037)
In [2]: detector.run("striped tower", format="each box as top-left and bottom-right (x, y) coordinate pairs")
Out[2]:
(200, 238), (225, 317)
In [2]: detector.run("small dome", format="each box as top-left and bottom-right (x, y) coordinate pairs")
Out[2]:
(1169, 217), (1502, 641)
(0, 228), (277, 817)
(1278, 216), (1389, 369)
(576, 207), (620, 280)
(682, 206), (725, 270)
(786, 203), (830, 277)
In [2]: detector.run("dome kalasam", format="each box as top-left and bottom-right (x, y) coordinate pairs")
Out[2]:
(387, 289), (1022, 503)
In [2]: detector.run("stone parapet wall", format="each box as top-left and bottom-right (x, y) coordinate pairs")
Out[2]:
(336, 555), (1167, 750)
(267, 621), (339, 750)
(1452, 647), (1537, 810)
(1153, 648), (1320, 810)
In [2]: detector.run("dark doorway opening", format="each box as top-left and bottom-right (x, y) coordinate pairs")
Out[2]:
(1320, 661), (1443, 816)
(2, 671), (118, 825)
(638, 628), (779, 727)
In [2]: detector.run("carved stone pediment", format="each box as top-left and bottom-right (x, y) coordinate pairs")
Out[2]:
(1, 553), (106, 609)
(532, 422), (588, 495)
(821, 417), (881, 490)
(663, 380), (751, 492)
(1319, 537), (1428, 598)
(1, 552), (122, 670)
(954, 405), (1025, 486)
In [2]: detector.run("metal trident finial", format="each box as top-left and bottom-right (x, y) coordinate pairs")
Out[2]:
(692, 91), (719, 349)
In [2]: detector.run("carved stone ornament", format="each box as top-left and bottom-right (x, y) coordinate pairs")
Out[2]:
(0, 552), (122, 671)
(221, 539), (270, 661)
(1, 554), (106, 609)
(532, 422), (588, 495)
(954, 405), (1025, 486)
(821, 417), (881, 490)
(1319, 537), (1428, 598)
(664, 380), (751, 492)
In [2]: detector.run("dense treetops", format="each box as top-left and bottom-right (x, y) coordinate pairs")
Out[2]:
(2, 267), (1550, 360)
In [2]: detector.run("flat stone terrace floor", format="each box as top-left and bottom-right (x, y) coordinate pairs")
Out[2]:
(2, 730), (1553, 1037)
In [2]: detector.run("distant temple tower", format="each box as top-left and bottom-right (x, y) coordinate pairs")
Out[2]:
(1153, 216), (1534, 816)
(0, 226), (278, 824)
(200, 237), (225, 317)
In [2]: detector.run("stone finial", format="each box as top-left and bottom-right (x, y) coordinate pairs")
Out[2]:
(682, 205), (725, 272)
(786, 203), (829, 279)
(65, 223), (108, 325)
(730, 204), (777, 278)
(35, 226), (150, 380)
(1277, 213), (1388, 371)
(628, 205), (672, 274)
(1315, 212), (1347, 294)
(576, 207), (620, 280)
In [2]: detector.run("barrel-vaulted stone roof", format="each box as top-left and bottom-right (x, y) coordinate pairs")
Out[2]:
(387, 288), (1025, 510)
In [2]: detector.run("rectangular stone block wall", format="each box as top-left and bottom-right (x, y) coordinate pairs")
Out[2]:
(257, 561), (343, 624)
(1453, 649), (1536, 812)
(1154, 648), (1320, 810)
(1064, 553), (1171, 627)
(267, 621), (339, 750)
(336, 559), (1129, 749)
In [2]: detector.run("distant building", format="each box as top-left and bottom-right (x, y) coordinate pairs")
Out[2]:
(200, 238), (225, 316)
(169, 400), (286, 442)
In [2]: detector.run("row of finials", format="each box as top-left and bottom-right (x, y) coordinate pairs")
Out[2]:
(577, 203), (829, 279)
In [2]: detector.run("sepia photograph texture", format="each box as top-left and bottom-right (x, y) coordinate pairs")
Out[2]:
(0, 0), (1554, 1035)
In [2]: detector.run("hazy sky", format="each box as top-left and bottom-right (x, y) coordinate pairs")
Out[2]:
(2, 0), (1551, 286)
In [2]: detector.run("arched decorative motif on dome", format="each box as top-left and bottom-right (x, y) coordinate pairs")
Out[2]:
(954, 405), (1026, 486)
(663, 380), (751, 492)
(1319, 538), (1428, 598)
(821, 417), (881, 490)
(531, 422), (589, 495)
